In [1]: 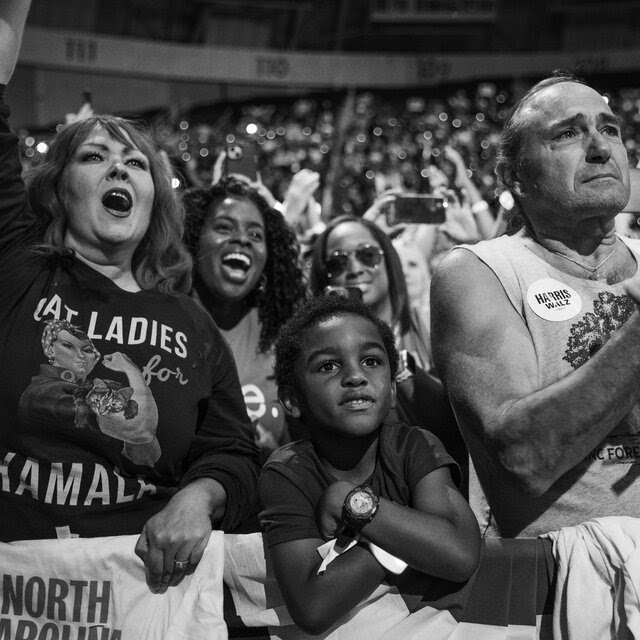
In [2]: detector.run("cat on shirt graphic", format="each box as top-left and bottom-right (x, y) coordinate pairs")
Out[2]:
(19, 319), (160, 466)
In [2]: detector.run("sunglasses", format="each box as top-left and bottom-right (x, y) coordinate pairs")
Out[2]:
(325, 244), (384, 279)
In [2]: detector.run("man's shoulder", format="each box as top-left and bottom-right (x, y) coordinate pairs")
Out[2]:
(433, 236), (515, 302)
(435, 231), (535, 304)
(456, 232), (523, 260)
(438, 232), (516, 268)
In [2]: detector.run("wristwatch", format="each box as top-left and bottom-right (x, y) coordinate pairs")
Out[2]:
(342, 484), (379, 534)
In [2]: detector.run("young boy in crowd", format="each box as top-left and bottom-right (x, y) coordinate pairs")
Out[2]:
(259, 295), (480, 634)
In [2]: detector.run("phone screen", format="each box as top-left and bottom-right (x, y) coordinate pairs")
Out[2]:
(224, 144), (258, 181)
(386, 195), (447, 226)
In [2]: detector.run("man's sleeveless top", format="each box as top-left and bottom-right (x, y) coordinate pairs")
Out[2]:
(457, 230), (640, 538)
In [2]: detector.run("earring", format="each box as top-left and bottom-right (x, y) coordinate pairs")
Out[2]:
(258, 274), (267, 294)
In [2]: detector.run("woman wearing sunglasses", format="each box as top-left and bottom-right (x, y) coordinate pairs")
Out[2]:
(309, 216), (424, 367)
(309, 216), (467, 491)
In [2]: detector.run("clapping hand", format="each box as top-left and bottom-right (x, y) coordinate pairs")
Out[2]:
(282, 169), (321, 227)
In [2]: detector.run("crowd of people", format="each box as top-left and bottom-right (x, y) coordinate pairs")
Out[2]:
(6, 0), (640, 636)
(18, 77), (640, 215)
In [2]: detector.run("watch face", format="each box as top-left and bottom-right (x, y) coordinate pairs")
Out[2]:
(349, 491), (374, 515)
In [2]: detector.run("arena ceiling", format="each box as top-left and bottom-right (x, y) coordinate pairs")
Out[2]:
(26, 0), (640, 55)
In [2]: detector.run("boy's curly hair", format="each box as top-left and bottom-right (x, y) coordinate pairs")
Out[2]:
(274, 294), (399, 391)
(183, 177), (307, 352)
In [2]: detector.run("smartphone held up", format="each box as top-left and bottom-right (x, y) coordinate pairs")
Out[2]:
(384, 193), (447, 226)
(224, 143), (258, 181)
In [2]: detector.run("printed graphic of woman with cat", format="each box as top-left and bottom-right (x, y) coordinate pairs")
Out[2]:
(19, 319), (161, 466)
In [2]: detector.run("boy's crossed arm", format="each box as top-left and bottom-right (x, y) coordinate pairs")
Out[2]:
(318, 467), (479, 580)
(268, 466), (480, 635)
(270, 533), (387, 635)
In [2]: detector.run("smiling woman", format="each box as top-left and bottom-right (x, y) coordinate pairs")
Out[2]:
(0, 0), (259, 598)
(184, 177), (307, 460)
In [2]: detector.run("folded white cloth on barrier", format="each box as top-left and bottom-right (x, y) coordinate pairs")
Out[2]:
(316, 538), (358, 574)
(316, 538), (408, 575)
(1, 532), (227, 640)
(542, 516), (640, 640)
(225, 533), (546, 640)
(223, 533), (419, 639)
(223, 534), (553, 639)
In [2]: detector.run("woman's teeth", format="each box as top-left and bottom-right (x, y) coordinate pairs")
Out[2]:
(222, 252), (251, 271)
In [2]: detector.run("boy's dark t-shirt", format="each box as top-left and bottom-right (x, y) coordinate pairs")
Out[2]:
(260, 420), (459, 548)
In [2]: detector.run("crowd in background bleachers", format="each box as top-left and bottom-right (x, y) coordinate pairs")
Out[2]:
(16, 80), (640, 221)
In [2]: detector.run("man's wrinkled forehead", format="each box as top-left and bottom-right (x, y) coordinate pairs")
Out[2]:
(517, 81), (612, 130)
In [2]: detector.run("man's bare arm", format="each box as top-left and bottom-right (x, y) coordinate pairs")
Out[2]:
(431, 249), (640, 495)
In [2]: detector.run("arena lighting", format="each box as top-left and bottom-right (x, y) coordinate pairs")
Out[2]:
(171, 177), (181, 189)
(246, 123), (258, 135)
(36, 142), (48, 154)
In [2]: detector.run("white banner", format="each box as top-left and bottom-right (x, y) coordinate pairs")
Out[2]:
(0, 533), (226, 640)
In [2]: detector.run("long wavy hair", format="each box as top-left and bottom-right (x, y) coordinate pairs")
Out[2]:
(308, 215), (410, 336)
(26, 115), (192, 294)
(183, 177), (307, 353)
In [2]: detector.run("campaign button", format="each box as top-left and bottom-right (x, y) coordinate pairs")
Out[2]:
(526, 278), (582, 321)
